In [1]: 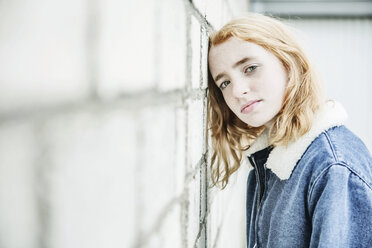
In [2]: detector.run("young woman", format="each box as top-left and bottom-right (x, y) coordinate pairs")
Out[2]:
(207, 13), (372, 247)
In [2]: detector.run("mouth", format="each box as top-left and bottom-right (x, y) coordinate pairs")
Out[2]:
(240, 100), (262, 113)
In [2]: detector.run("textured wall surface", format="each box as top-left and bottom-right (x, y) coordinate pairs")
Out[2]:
(0, 0), (248, 247)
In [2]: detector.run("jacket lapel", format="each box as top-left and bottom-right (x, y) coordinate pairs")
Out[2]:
(243, 100), (348, 180)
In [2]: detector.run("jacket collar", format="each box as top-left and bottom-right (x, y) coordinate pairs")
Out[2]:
(242, 100), (348, 180)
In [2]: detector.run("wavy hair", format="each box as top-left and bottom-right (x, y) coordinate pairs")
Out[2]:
(207, 13), (324, 189)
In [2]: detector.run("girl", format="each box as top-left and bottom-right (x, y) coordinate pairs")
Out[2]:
(207, 13), (372, 247)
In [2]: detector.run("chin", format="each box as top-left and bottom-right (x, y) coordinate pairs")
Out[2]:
(243, 120), (264, 128)
(248, 123), (264, 128)
(244, 118), (272, 128)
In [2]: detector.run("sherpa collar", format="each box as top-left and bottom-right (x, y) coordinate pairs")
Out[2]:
(242, 100), (348, 180)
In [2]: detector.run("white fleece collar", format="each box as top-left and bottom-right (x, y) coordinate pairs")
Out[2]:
(242, 100), (348, 180)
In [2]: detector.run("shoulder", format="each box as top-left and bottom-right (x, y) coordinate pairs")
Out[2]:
(304, 125), (372, 188)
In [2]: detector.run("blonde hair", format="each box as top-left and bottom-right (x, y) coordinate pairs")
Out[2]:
(208, 13), (324, 189)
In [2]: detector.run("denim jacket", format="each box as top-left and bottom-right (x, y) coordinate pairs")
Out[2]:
(243, 101), (372, 248)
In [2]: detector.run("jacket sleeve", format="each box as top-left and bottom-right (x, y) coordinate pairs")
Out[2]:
(307, 164), (372, 248)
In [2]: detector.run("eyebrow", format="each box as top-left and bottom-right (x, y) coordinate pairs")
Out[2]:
(214, 57), (254, 82)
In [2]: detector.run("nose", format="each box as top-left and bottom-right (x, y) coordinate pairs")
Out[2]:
(231, 78), (250, 98)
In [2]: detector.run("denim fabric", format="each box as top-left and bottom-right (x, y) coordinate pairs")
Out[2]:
(246, 125), (372, 248)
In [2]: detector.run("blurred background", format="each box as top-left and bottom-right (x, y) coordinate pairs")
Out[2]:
(0, 0), (371, 247)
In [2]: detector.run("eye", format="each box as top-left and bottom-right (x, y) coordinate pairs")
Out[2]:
(219, 80), (230, 90)
(244, 65), (258, 73)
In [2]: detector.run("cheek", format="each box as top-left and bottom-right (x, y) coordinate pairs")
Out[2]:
(221, 93), (230, 106)
(277, 77), (288, 98)
(222, 92), (231, 109)
(221, 92), (236, 111)
(262, 73), (287, 97)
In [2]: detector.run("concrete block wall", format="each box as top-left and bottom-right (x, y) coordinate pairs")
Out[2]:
(0, 0), (249, 248)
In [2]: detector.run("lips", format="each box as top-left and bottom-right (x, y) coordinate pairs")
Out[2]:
(240, 100), (262, 113)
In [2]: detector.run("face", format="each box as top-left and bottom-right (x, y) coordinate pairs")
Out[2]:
(208, 37), (288, 128)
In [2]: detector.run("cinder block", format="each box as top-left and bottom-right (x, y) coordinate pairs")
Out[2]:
(146, 203), (183, 248)
(0, 122), (39, 248)
(157, 0), (187, 91)
(200, 27), (209, 90)
(175, 106), (187, 197)
(136, 105), (181, 236)
(41, 110), (137, 248)
(97, 0), (157, 96)
(187, 169), (201, 248)
(191, 17), (202, 89)
(187, 99), (205, 170)
(0, 0), (89, 112)
(92, 111), (139, 248)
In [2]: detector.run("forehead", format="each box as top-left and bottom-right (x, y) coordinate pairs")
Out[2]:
(210, 37), (244, 59)
(208, 37), (270, 73)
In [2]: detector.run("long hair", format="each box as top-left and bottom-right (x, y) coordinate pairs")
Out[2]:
(208, 13), (324, 189)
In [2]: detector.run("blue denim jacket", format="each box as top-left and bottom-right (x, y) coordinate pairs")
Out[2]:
(243, 101), (372, 248)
